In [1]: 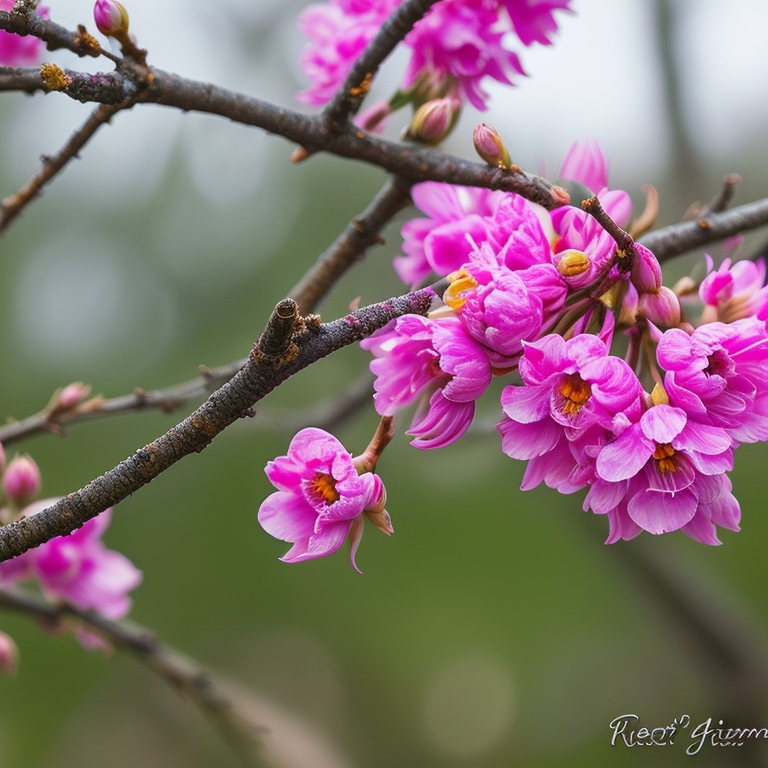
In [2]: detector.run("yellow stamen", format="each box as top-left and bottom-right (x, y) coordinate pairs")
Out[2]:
(653, 443), (677, 473)
(558, 373), (592, 416)
(309, 473), (339, 505)
(443, 268), (478, 312)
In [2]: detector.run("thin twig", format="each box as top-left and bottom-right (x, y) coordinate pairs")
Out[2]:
(289, 176), (414, 314)
(0, 585), (267, 766)
(323, 0), (439, 129)
(1, 101), (129, 232)
(0, 287), (437, 561)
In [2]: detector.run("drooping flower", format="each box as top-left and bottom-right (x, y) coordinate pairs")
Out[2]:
(402, 0), (526, 110)
(360, 314), (491, 448)
(0, 501), (142, 621)
(258, 428), (390, 570)
(0, 0), (49, 66)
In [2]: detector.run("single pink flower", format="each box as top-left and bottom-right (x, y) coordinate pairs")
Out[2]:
(591, 404), (736, 543)
(699, 257), (768, 324)
(258, 428), (390, 570)
(0, 500), (142, 623)
(658, 318), (768, 443)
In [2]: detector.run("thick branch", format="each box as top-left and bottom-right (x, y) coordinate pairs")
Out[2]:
(289, 176), (414, 313)
(0, 288), (436, 562)
(0, 65), (43, 92)
(323, 0), (438, 129)
(641, 196), (768, 262)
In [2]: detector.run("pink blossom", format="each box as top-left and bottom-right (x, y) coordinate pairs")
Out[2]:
(258, 428), (389, 570)
(502, 0), (572, 46)
(296, 0), (572, 110)
(0, 1), (49, 66)
(360, 314), (491, 447)
(296, 0), (396, 104)
(591, 404), (737, 543)
(396, 182), (553, 288)
(402, 0), (525, 110)
(699, 257), (768, 324)
(394, 182), (507, 287)
(0, 630), (17, 676)
(444, 243), (566, 368)
(0, 501), (142, 622)
(497, 333), (643, 492)
(657, 318), (768, 443)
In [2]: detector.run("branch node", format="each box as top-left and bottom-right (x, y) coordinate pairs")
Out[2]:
(254, 299), (300, 363)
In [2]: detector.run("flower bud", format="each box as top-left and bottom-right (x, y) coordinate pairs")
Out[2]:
(555, 248), (590, 277)
(473, 123), (512, 170)
(93, 0), (129, 38)
(405, 98), (460, 146)
(630, 242), (662, 294)
(638, 285), (682, 327)
(3, 454), (41, 507)
(0, 631), (18, 676)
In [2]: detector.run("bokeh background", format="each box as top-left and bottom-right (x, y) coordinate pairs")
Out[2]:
(1, 0), (768, 765)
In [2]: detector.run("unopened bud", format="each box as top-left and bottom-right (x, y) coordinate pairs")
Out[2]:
(555, 249), (590, 277)
(3, 454), (41, 507)
(405, 98), (460, 146)
(473, 123), (512, 169)
(93, 0), (129, 38)
(638, 285), (682, 327)
(0, 631), (18, 676)
(630, 242), (663, 294)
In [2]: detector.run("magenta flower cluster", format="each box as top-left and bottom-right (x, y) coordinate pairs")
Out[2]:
(355, 140), (768, 546)
(0, 451), (141, 648)
(296, 0), (572, 110)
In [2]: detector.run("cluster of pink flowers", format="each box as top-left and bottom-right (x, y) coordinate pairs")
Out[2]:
(297, 0), (572, 111)
(353, 140), (768, 547)
(0, 0), (48, 66)
(260, 140), (768, 562)
(0, 449), (141, 651)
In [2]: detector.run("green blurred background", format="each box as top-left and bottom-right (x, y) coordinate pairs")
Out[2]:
(1, 0), (768, 766)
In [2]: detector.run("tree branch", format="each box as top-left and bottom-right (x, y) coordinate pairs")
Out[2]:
(0, 287), (438, 562)
(289, 175), (414, 314)
(1, 100), (130, 232)
(641, 196), (768, 262)
(323, 0), (439, 129)
(0, 8), (112, 60)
